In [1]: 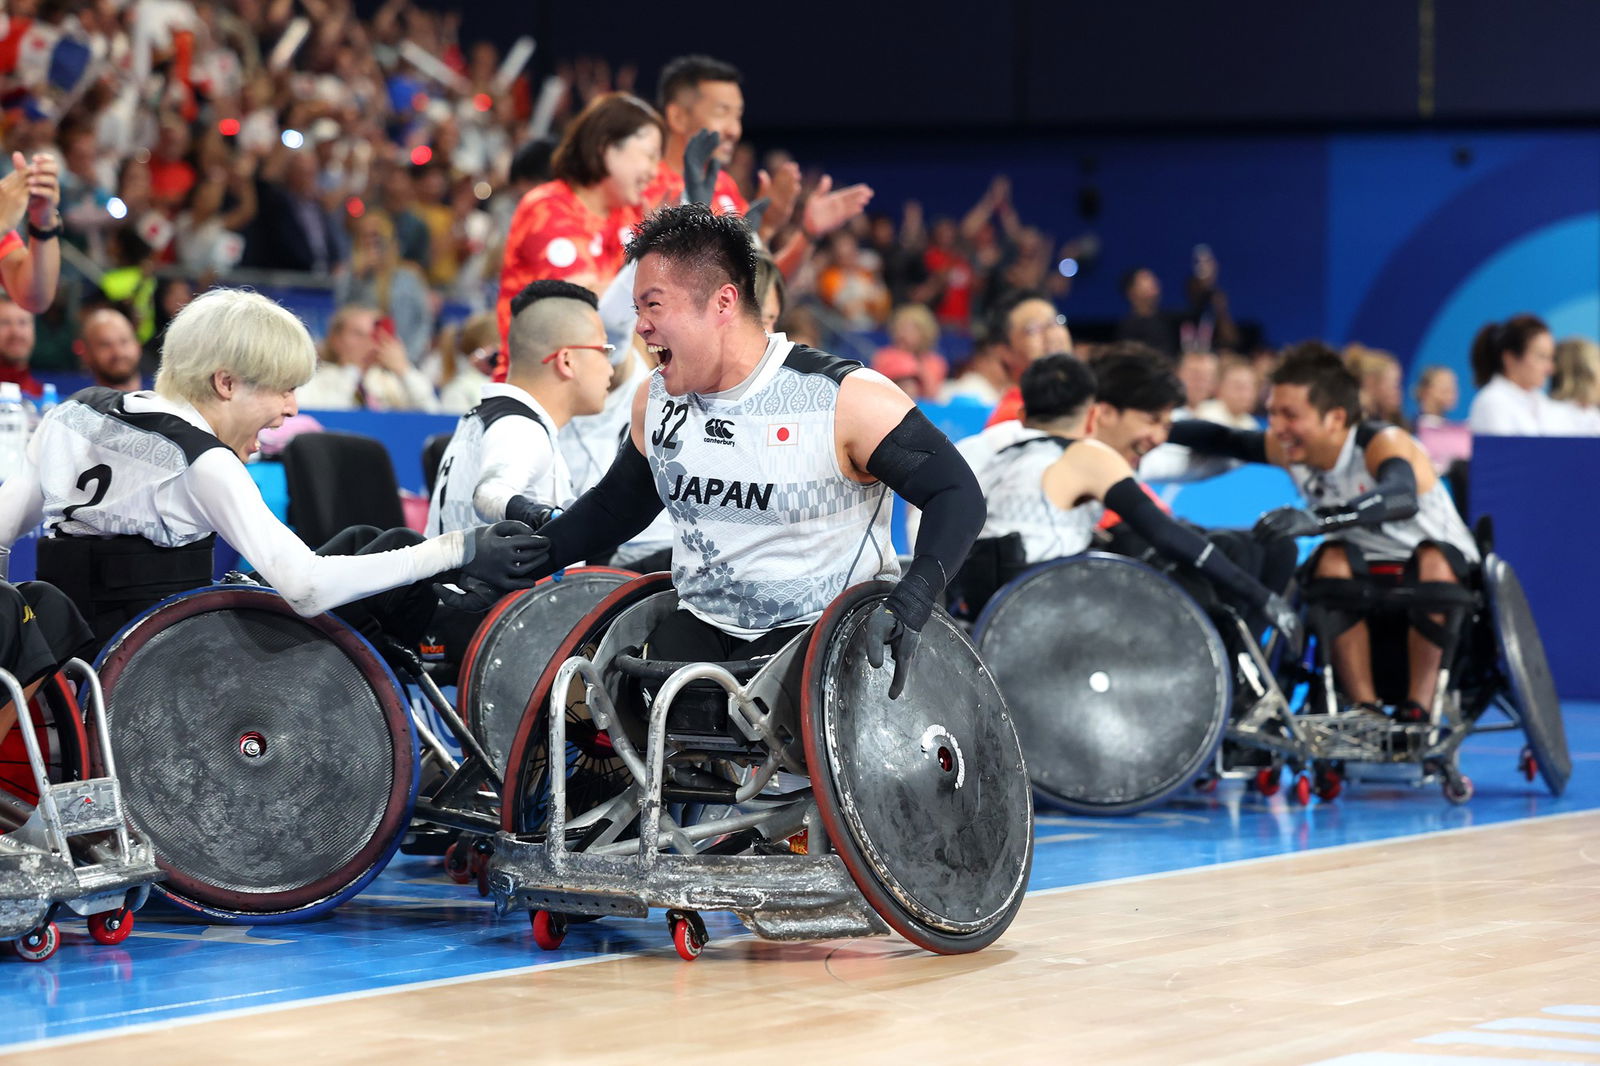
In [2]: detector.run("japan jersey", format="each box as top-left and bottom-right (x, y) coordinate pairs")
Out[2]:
(646, 334), (897, 637)
(426, 384), (571, 537)
(496, 179), (639, 351)
(34, 388), (228, 544)
(973, 431), (1102, 564)
(1291, 422), (1477, 563)
(642, 161), (747, 218)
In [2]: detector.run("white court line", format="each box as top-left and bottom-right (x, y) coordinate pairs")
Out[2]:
(1478, 1018), (1600, 1035)
(1418, 1031), (1600, 1053)
(8, 808), (1598, 1056)
(1310, 1054), (1598, 1065)
(0, 951), (636, 1056)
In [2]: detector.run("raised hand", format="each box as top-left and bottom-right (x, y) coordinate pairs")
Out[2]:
(801, 174), (874, 241)
(681, 127), (722, 207)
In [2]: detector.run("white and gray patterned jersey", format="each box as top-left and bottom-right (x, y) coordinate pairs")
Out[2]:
(1291, 422), (1478, 564)
(646, 333), (899, 638)
(975, 430), (1103, 564)
(34, 387), (228, 544)
(426, 383), (571, 537)
(558, 354), (673, 561)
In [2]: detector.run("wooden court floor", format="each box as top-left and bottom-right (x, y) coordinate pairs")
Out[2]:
(11, 810), (1600, 1066)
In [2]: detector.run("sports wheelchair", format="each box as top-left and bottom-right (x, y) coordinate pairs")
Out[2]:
(487, 575), (1034, 959)
(85, 568), (634, 922)
(962, 525), (1564, 810)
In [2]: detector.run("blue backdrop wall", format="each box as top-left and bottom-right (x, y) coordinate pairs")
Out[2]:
(784, 125), (1600, 418)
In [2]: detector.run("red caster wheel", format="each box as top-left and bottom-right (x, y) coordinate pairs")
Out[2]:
(1444, 774), (1474, 805)
(476, 861), (491, 898)
(14, 922), (59, 962)
(667, 909), (708, 961)
(1519, 747), (1538, 783)
(1253, 767), (1280, 797)
(530, 910), (568, 951)
(443, 842), (473, 885)
(1315, 771), (1343, 802)
(88, 908), (133, 946)
(1291, 774), (1312, 806)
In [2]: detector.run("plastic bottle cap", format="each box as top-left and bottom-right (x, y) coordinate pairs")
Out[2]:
(0, 382), (19, 401)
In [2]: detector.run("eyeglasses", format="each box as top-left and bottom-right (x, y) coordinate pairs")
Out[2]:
(542, 343), (616, 364)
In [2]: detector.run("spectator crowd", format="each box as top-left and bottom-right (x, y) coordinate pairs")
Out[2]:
(0, 0), (1595, 457)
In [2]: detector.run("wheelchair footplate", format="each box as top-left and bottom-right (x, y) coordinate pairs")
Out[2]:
(1, 660), (162, 962)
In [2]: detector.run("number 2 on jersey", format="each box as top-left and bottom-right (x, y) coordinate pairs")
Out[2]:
(62, 463), (113, 523)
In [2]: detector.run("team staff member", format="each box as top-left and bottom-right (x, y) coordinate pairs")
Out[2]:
(427, 280), (615, 536)
(0, 288), (542, 645)
(507, 205), (984, 699)
(1168, 344), (1479, 721)
(495, 93), (664, 356)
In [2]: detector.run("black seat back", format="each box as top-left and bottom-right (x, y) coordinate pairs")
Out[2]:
(282, 431), (407, 545)
(421, 432), (453, 496)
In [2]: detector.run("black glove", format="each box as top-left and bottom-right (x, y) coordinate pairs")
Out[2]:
(432, 574), (506, 613)
(863, 604), (920, 700)
(1260, 592), (1303, 657)
(1251, 506), (1322, 543)
(682, 127), (721, 206)
(461, 521), (547, 589)
(505, 495), (559, 530)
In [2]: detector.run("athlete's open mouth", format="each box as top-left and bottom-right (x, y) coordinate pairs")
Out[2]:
(649, 344), (673, 367)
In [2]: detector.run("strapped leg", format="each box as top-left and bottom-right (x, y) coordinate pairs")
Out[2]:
(1403, 542), (1478, 713)
(1301, 542), (1381, 706)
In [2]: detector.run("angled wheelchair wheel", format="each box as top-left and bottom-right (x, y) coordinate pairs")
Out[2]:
(1483, 554), (1568, 796)
(0, 673), (91, 807)
(458, 567), (637, 777)
(972, 553), (1231, 815)
(500, 572), (674, 834)
(802, 581), (1033, 955)
(95, 587), (418, 923)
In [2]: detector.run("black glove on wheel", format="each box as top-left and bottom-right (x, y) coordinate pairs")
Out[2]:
(862, 575), (936, 701)
(863, 605), (920, 701)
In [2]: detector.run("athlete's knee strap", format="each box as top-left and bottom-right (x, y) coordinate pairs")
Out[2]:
(1404, 579), (1477, 650)
(1301, 576), (1379, 638)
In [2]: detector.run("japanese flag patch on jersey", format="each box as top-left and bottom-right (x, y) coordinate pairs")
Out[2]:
(766, 423), (798, 446)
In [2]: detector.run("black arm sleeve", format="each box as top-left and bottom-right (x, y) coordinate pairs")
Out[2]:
(537, 443), (664, 573)
(865, 407), (984, 629)
(1165, 420), (1269, 464)
(1104, 478), (1270, 612)
(1316, 456), (1419, 531)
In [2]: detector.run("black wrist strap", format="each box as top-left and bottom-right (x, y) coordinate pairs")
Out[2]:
(27, 219), (61, 241)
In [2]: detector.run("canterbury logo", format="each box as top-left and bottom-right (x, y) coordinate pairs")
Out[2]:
(703, 418), (736, 444)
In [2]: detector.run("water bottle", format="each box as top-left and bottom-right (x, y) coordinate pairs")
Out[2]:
(0, 382), (28, 481)
(38, 382), (57, 418)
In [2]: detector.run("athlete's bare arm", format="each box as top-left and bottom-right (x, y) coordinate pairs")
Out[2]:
(1040, 438), (1136, 510)
(835, 371), (916, 482)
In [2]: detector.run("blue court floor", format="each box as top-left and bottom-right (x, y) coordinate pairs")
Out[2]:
(5, 701), (1597, 1053)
